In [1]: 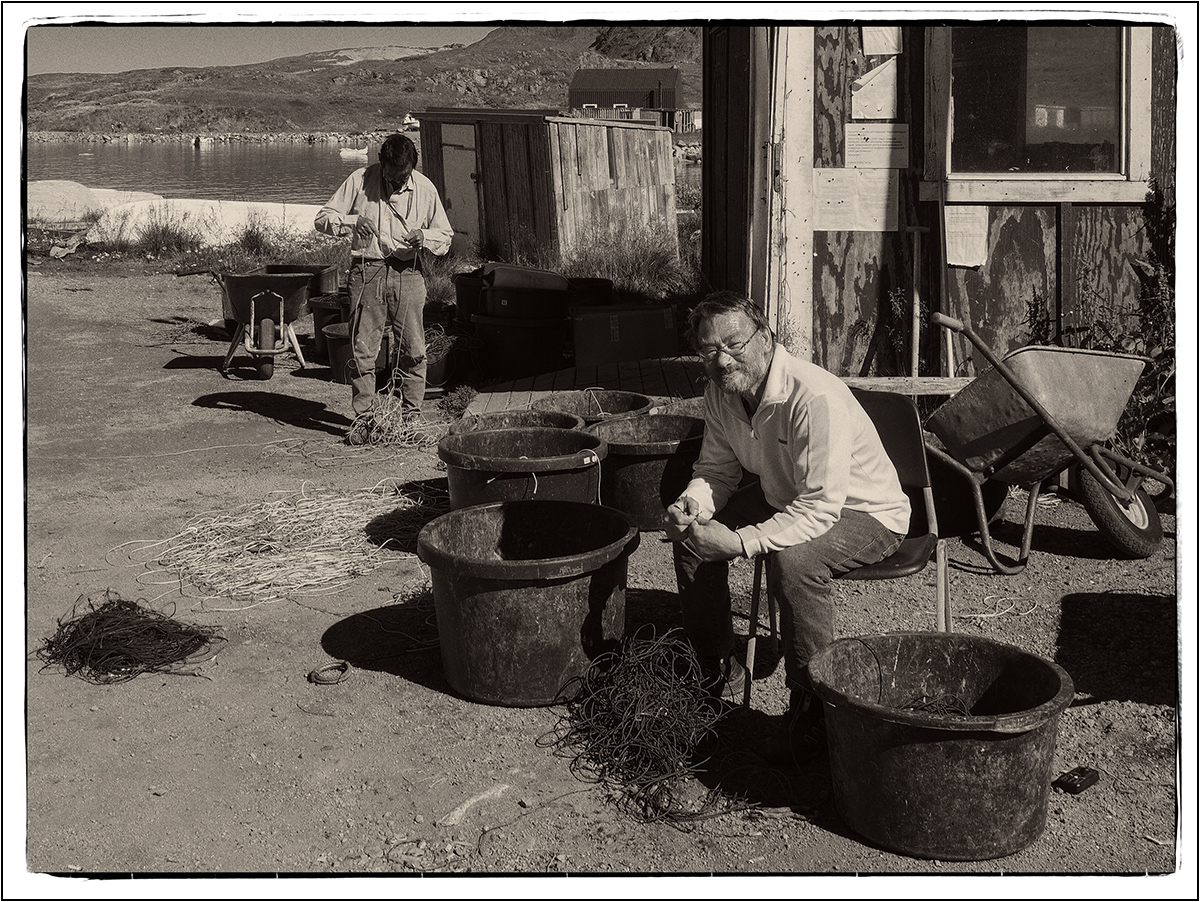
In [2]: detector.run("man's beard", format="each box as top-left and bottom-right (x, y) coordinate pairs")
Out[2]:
(708, 358), (765, 395)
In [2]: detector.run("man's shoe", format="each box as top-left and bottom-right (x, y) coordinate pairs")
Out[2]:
(761, 687), (828, 767)
(345, 420), (372, 446)
(698, 656), (746, 704)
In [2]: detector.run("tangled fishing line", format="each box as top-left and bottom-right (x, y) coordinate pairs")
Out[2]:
(343, 325), (481, 449)
(900, 693), (973, 717)
(540, 627), (750, 826)
(116, 479), (450, 609)
(36, 590), (222, 684)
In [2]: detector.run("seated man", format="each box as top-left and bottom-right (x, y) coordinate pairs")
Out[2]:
(666, 291), (910, 760)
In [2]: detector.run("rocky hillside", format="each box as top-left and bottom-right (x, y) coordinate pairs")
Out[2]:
(26, 25), (702, 136)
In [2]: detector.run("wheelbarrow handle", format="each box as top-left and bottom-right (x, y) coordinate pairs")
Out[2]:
(930, 312), (965, 333)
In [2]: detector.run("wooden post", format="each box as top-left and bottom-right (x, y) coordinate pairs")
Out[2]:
(906, 225), (930, 379)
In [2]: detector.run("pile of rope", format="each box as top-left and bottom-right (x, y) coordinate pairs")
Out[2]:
(36, 590), (222, 684)
(541, 627), (744, 825)
(346, 395), (448, 449)
(120, 479), (450, 609)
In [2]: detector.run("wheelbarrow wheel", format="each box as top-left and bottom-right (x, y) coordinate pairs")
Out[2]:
(1079, 466), (1162, 558)
(255, 318), (276, 380)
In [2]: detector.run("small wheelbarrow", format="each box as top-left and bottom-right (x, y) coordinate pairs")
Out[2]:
(924, 313), (1174, 574)
(216, 271), (312, 380)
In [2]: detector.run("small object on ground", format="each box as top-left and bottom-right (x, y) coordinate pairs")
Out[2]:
(307, 660), (352, 685)
(36, 590), (222, 684)
(1053, 766), (1101, 794)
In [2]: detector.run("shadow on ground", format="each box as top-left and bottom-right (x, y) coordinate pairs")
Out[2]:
(1055, 592), (1177, 706)
(363, 477), (452, 554)
(192, 390), (351, 435)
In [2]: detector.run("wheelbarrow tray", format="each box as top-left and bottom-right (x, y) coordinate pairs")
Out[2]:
(218, 272), (313, 325)
(926, 345), (1146, 486)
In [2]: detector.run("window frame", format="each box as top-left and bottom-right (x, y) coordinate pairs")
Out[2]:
(921, 25), (1152, 203)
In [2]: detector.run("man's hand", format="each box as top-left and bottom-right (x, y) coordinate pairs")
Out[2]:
(354, 214), (378, 240)
(683, 517), (744, 562)
(403, 228), (424, 248)
(665, 495), (701, 541)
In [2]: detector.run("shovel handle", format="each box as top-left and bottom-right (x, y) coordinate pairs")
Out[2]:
(930, 312), (965, 333)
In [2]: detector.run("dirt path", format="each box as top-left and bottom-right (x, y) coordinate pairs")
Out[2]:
(13, 264), (1186, 893)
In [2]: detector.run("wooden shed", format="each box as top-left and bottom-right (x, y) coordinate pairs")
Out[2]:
(703, 22), (1178, 381)
(419, 108), (678, 262)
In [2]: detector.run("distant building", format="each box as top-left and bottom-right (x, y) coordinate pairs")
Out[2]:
(567, 68), (696, 132)
(568, 68), (682, 110)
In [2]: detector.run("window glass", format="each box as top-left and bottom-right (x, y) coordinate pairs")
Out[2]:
(951, 26), (1122, 173)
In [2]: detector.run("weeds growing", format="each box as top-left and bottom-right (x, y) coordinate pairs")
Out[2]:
(1022, 183), (1176, 480)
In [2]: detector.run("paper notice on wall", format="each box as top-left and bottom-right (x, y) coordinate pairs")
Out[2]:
(851, 58), (899, 119)
(846, 123), (909, 168)
(813, 168), (898, 232)
(944, 206), (990, 267)
(862, 25), (902, 56)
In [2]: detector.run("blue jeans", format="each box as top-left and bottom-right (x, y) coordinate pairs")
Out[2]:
(673, 482), (902, 689)
(347, 261), (426, 416)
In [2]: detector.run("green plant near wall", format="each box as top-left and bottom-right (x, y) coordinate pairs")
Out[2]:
(1021, 184), (1176, 482)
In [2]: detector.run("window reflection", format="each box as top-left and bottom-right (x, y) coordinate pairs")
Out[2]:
(951, 26), (1122, 174)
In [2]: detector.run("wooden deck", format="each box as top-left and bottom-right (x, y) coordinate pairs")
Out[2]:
(466, 358), (973, 415)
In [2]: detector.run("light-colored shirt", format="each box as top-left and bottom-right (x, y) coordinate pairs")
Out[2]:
(682, 344), (911, 558)
(314, 164), (454, 261)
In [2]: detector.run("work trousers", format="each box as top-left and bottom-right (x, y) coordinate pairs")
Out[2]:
(347, 260), (426, 416)
(673, 482), (902, 689)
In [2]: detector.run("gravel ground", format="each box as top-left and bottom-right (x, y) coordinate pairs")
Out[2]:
(8, 261), (1195, 899)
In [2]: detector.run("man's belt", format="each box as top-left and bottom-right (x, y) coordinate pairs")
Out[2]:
(356, 256), (418, 272)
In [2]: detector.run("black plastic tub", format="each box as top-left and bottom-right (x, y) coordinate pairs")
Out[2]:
(484, 286), (572, 319)
(809, 632), (1075, 861)
(586, 414), (706, 530)
(437, 427), (607, 509)
(531, 389), (653, 425)
(417, 500), (640, 706)
(470, 314), (568, 378)
(449, 408), (586, 435)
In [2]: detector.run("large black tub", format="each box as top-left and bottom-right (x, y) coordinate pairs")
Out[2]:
(586, 414), (706, 530)
(417, 500), (640, 706)
(809, 632), (1075, 861)
(437, 427), (606, 509)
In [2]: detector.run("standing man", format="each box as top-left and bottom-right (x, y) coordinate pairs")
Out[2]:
(666, 291), (910, 762)
(315, 133), (454, 443)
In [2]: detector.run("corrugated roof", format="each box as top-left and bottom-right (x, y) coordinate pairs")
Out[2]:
(568, 68), (681, 91)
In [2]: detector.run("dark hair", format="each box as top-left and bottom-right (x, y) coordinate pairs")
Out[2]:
(379, 133), (418, 170)
(685, 290), (773, 351)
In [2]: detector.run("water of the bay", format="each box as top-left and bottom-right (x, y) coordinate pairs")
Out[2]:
(25, 140), (702, 206)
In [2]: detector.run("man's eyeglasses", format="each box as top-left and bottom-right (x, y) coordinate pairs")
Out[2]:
(698, 326), (761, 361)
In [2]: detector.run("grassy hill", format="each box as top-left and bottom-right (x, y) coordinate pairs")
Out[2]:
(26, 25), (702, 135)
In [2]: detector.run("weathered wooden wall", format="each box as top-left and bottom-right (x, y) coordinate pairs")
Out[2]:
(548, 119), (678, 263)
(423, 112), (676, 263)
(473, 121), (556, 260)
(812, 26), (921, 377)
(812, 26), (1161, 377)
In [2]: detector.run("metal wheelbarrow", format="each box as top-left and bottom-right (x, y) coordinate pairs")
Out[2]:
(925, 313), (1174, 574)
(216, 271), (312, 380)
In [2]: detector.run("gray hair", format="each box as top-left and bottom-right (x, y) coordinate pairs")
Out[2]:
(685, 291), (773, 351)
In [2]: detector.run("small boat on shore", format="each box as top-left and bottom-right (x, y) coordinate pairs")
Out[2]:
(339, 147), (369, 158)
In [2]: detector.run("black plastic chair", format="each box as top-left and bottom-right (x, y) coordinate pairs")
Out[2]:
(743, 389), (946, 707)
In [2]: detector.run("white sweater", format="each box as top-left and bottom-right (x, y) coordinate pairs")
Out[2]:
(682, 345), (911, 558)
